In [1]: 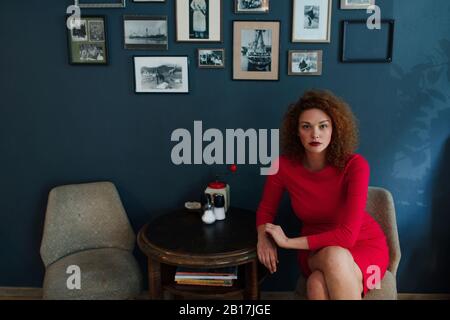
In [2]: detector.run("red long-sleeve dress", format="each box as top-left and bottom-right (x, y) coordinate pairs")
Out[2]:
(256, 154), (389, 296)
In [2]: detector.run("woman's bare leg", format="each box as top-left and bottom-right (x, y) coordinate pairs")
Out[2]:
(306, 270), (330, 300)
(308, 246), (363, 300)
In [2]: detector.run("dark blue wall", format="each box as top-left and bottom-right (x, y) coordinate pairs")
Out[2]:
(0, 0), (449, 293)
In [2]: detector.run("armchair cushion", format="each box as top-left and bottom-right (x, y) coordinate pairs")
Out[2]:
(43, 248), (142, 300)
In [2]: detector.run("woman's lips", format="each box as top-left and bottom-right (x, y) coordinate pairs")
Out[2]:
(309, 142), (322, 147)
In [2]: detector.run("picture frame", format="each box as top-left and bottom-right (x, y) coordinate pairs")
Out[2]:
(198, 49), (225, 68)
(234, 0), (269, 14)
(67, 15), (108, 65)
(288, 50), (322, 75)
(75, 0), (126, 8)
(175, 0), (222, 42)
(292, 0), (332, 43)
(233, 21), (280, 81)
(133, 56), (189, 93)
(341, 20), (394, 63)
(340, 0), (375, 10)
(123, 15), (168, 50)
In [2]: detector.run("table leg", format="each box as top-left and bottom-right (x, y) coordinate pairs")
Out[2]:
(148, 257), (162, 299)
(244, 259), (259, 300)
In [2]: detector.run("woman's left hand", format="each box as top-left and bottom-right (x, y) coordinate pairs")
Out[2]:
(265, 223), (290, 249)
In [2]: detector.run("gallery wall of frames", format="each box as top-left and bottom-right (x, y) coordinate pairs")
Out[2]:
(3, 0), (450, 294)
(68, 0), (393, 93)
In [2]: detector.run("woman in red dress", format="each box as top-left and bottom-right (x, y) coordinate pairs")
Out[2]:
(256, 90), (389, 299)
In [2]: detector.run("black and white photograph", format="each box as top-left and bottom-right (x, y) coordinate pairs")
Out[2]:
(176, 0), (222, 42)
(124, 16), (168, 50)
(235, 0), (269, 13)
(292, 0), (332, 43)
(341, 0), (375, 9)
(79, 44), (105, 61)
(198, 49), (225, 68)
(71, 20), (87, 42)
(190, 0), (209, 39)
(76, 0), (126, 8)
(240, 29), (272, 72)
(88, 20), (105, 41)
(304, 5), (320, 29)
(68, 16), (108, 65)
(133, 56), (189, 93)
(288, 50), (322, 75)
(233, 21), (279, 80)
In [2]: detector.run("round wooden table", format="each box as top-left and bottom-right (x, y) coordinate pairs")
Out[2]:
(137, 207), (266, 300)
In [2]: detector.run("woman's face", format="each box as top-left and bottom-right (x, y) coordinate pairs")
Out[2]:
(298, 108), (333, 155)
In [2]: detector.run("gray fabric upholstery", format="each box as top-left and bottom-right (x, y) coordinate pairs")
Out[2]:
(43, 248), (142, 300)
(364, 271), (397, 300)
(40, 181), (136, 267)
(40, 181), (142, 300)
(365, 187), (401, 277)
(294, 186), (401, 300)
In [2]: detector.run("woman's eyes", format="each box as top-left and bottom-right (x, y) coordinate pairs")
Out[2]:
(301, 124), (328, 129)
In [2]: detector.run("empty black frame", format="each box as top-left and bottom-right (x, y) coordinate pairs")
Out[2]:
(341, 20), (394, 63)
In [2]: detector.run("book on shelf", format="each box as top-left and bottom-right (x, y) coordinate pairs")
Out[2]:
(174, 278), (233, 287)
(174, 266), (238, 280)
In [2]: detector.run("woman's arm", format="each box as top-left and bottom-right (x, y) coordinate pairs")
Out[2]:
(256, 158), (285, 226)
(306, 156), (370, 250)
(256, 158), (285, 273)
(264, 223), (309, 250)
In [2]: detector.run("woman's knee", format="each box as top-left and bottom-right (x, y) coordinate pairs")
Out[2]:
(306, 270), (328, 299)
(310, 246), (353, 272)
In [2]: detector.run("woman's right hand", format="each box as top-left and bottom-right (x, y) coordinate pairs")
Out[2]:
(257, 225), (279, 274)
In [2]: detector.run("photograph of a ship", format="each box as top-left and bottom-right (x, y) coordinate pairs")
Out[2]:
(134, 56), (189, 93)
(240, 29), (272, 72)
(124, 16), (168, 50)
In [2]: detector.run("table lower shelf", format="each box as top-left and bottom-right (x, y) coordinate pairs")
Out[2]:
(161, 264), (268, 300)
(164, 283), (245, 299)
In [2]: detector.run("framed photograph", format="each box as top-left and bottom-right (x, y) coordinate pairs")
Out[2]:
(340, 0), (374, 10)
(75, 0), (126, 8)
(288, 50), (322, 75)
(233, 21), (280, 80)
(341, 20), (394, 63)
(292, 0), (332, 43)
(198, 49), (225, 68)
(124, 16), (168, 50)
(133, 56), (189, 93)
(67, 16), (108, 65)
(235, 0), (269, 13)
(176, 0), (222, 42)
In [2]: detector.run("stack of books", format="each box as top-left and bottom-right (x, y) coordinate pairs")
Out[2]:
(174, 266), (238, 287)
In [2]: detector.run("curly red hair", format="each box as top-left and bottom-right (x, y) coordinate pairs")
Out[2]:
(281, 89), (359, 169)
